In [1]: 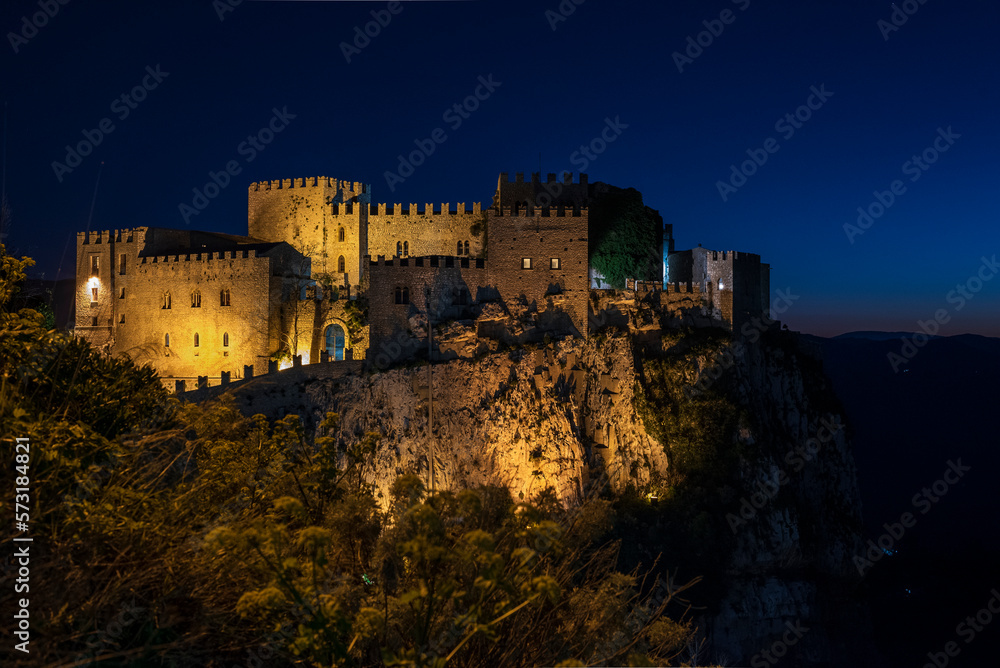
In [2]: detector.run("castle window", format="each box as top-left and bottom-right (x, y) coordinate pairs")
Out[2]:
(164, 333), (170, 347)
(403, 241), (409, 256)
(338, 227), (345, 242)
(119, 287), (125, 299)
(220, 288), (231, 306)
(457, 240), (463, 255)
(337, 255), (345, 273)
(394, 287), (409, 305)
(191, 290), (201, 308)
(194, 333), (200, 347)
(456, 288), (469, 306)
(550, 258), (561, 270)
(90, 256), (99, 277)
(522, 258), (533, 270)
(162, 292), (171, 309)
(119, 253), (126, 275)
(91, 286), (99, 302)
(464, 241), (470, 255)
(91, 316), (98, 327)
(223, 332), (229, 347)
(396, 242), (402, 257)
(119, 314), (125, 323)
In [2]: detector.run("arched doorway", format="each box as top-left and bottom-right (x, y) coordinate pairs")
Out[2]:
(324, 323), (346, 361)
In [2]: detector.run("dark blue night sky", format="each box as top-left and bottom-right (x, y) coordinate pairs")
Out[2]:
(2, 0), (997, 337)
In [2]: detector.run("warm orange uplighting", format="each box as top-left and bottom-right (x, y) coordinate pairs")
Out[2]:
(87, 277), (100, 289)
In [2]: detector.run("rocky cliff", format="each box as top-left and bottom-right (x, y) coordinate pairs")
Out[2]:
(211, 320), (875, 666)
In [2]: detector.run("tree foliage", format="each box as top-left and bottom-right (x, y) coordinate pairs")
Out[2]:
(589, 189), (662, 289)
(0, 245), (711, 667)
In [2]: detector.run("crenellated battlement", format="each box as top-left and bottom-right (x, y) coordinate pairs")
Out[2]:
(369, 255), (486, 269)
(249, 176), (369, 194)
(493, 205), (587, 217)
(138, 249), (261, 265)
(705, 250), (760, 262)
(499, 171), (589, 186)
(622, 279), (701, 294)
(366, 202), (483, 216)
(80, 228), (144, 244)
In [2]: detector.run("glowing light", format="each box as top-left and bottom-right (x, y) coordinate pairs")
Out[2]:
(279, 360), (292, 371)
(300, 352), (310, 365)
(87, 277), (100, 288)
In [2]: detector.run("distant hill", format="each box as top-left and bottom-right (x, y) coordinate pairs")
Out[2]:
(831, 330), (943, 341)
(805, 332), (1000, 667)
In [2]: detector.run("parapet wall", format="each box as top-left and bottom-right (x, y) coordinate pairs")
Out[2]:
(367, 205), (487, 260)
(495, 172), (591, 209)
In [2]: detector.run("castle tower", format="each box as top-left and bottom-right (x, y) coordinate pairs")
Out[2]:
(248, 176), (371, 287)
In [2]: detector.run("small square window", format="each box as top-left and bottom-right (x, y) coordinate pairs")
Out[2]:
(550, 258), (560, 270)
(522, 258), (532, 269)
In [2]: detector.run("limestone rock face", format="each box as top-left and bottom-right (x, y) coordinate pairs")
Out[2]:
(304, 334), (668, 506)
(223, 326), (871, 665)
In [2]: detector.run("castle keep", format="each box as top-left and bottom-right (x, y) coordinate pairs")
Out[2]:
(75, 172), (771, 388)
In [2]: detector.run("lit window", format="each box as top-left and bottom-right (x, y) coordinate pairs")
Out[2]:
(550, 258), (560, 270)
(191, 290), (201, 307)
(91, 286), (99, 302)
(522, 258), (532, 269)
(220, 288), (231, 306)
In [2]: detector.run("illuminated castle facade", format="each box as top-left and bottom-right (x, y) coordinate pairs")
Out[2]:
(74, 173), (769, 388)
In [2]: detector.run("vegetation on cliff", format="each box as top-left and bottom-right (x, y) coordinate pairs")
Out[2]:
(0, 245), (705, 667)
(588, 188), (662, 289)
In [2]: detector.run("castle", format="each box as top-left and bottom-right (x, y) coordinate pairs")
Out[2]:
(75, 172), (770, 389)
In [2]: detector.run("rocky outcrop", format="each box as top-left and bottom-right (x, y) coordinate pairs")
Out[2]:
(211, 319), (874, 665)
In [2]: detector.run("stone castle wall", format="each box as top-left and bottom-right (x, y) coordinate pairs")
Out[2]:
(487, 206), (590, 338)
(495, 172), (591, 208)
(117, 251), (276, 382)
(368, 256), (489, 365)
(365, 203), (486, 259)
(286, 290), (369, 364)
